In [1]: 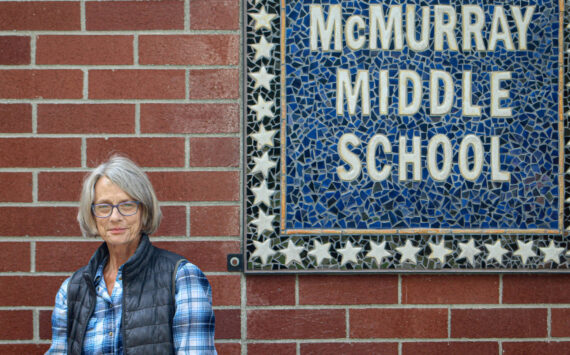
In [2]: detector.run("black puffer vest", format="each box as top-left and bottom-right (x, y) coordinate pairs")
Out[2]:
(66, 234), (184, 355)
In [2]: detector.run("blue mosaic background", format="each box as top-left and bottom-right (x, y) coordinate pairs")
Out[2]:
(284, 0), (561, 231)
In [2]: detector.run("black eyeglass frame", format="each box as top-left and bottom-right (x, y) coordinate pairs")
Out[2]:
(91, 201), (141, 218)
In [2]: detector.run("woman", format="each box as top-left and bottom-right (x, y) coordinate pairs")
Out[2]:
(46, 156), (217, 354)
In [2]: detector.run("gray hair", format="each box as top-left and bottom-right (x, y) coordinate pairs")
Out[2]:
(77, 155), (162, 237)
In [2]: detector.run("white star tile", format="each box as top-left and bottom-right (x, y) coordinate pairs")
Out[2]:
(485, 240), (508, 265)
(249, 66), (275, 90)
(428, 239), (453, 264)
(540, 240), (565, 264)
(250, 123), (276, 150)
(308, 240), (332, 266)
(396, 239), (421, 264)
(365, 241), (392, 265)
(250, 209), (275, 236)
(251, 180), (275, 207)
(251, 151), (277, 178)
(280, 240), (304, 266)
(251, 35), (275, 61)
(337, 241), (362, 266)
(250, 238), (275, 264)
(249, 6), (276, 31)
(513, 240), (537, 265)
(457, 238), (482, 266)
(249, 94), (274, 121)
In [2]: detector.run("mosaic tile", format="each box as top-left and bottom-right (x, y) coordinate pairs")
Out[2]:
(244, 0), (568, 272)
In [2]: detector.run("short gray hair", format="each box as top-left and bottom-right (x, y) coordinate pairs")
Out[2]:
(77, 155), (162, 237)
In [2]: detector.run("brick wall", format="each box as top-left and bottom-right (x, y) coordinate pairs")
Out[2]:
(0, 1), (568, 354)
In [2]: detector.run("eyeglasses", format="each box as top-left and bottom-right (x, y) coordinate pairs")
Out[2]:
(91, 201), (141, 218)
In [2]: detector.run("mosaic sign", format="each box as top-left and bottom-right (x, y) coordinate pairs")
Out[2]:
(244, 0), (569, 272)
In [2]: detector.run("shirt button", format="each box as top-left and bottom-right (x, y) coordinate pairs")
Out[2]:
(109, 332), (113, 337)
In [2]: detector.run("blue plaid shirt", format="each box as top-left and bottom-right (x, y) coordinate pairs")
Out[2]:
(46, 260), (216, 354)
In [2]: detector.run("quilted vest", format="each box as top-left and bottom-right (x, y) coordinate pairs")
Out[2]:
(66, 234), (184, 355)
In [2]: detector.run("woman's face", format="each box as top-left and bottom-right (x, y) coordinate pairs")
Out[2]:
(93, 176), (143, 250)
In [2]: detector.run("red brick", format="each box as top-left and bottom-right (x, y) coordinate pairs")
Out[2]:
(302, 343), (398, 355)
(0, 173), (32, 202)
(0, 207), (80, 236)
(190, 137), (239, 168)
(0, 70), (83, 99)
(402, 342), (498, 355)
(36, 242), (99, 272)
(149, 172), (239, 202)
(0, 36), (30, 65)
(154, 241), (240, 272)
(209, 275), (240, 306)
(248, 309), (345, 339)
(503, 274), (570, 304)
(39, 310), (51, 340)
(0, 104), (32, 133)
(248, 343), (296, 355)
(451, 308), (547, 338)
(0, 138), (81, 168)
(402, 275), (499, 304)
(140, 35), (239, 65)
(37, 35), (132, 65)
(350, 308), (448, 338)
(189, 69), (239, 99)
(0, 2), (80, 31)
(190, 206), (239, 236)
(300, 275), (398, 305)
(86, 1), (184, 31)
(190, 0), (239, 30)
(247, 275), (295, 306)
(141, 104), (239, 134)
(87, 138), (185, 168)
(0, 276), (67, 306)
(0, 344), (50, 354)
(154, 206), (187, 237)
(552, 308), (570, 337)
(38, 172), (84, 202)
(38, 104), (134, 134)
(89, 70), (185, 100)
(502, 341), (570, 355)
(216, 343), (241, 355)
(0, 310), (33, 339)
(215, 309), (240, 339)
(0, 242), (30, 272)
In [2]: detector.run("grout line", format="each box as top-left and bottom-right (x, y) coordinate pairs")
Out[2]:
(499, 274), (503, 304)
(295, 274), (299, 306)
(30, 34), (36, 66)
(185, 0), (190, 32)
(135, 103), (141, 135)
(32, 171), (38, 203)
(83, 69), (89, 99)
(241, 272), (247, 355)
(133, 34), (139, 66)
(548, 307), (552, 338)
(30, 241), (36, 273)
(80, 0), (86, 32)
(31, 102), (37, 135)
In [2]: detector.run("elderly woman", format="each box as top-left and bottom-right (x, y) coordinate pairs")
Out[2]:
(46, 156), (216, 354)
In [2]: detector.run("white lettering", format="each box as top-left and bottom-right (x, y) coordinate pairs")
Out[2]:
(399, 136), (422, 181)
(398, 70), (421, 115)
(367, 134), (393, 181)
(310, 5), (342, 51)
(337, 133), (362, 181)
(370, 5), (404, 50)
(458, 134), (484, 181)
(336, 69), (370, 116)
